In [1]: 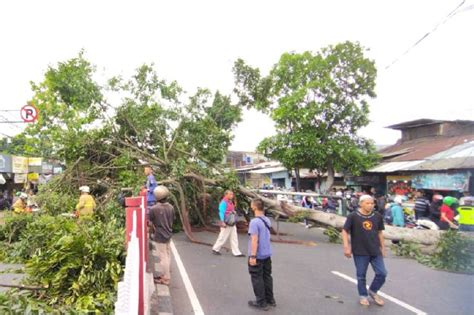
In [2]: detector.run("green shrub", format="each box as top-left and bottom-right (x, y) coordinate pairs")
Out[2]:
(0, 213), (34, 243)
(428, 230), (474, 273)
(324, 226), (342, 244)
(25, 218), (125, 312)
(35, 190), (77, 216)
(287, 211), (310, 223)
(391, 241), (421, 259)
(9, 215), (76, 263)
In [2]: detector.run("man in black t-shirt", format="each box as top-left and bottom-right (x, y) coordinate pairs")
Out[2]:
(342, 195), (387, 307)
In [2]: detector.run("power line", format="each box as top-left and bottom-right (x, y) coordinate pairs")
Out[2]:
(385, 0), (468, 70)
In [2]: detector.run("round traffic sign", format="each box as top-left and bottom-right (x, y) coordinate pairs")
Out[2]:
(20, 104), (39, 123)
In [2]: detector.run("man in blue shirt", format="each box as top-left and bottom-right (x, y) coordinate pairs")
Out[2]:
(144, 166), (157, 207)
(248, 198), (275, 311)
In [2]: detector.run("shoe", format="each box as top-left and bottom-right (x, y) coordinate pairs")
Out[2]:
(248, 301), (269, 311)
(369, 291), (384, 306)
(212, 250), (221, 255)
(267, 300), (277, 307)
(233, 254), (246, 257)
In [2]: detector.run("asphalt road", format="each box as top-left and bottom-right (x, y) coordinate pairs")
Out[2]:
(168, 220), (474, 315)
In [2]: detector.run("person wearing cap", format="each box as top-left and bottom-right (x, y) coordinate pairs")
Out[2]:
(75, 186), (96, 218)
(391, 196), (405, 227)
(149, 185), (175, 285)
(342, 195), (387, 307)
(439, 196), (458, 230)
(12, 193), (28, 214)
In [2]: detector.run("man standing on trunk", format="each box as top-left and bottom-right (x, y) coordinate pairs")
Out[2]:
(211, 190), (244, 257)
(342, 195), (387, 307)
(149, 185), (175, 286)
(247, 198), (276, 311)
(144, 166), (157, 208)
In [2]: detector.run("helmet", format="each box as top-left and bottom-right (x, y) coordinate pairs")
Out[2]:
(153, 186), (170, 201)
(79, 186), (90, 193)
(19, 193), (28, 200)
(443, 196), (458, 207)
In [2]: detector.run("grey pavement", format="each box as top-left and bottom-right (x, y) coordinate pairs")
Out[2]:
(0, 264), (24, 294)
(169, 220), (474, 315)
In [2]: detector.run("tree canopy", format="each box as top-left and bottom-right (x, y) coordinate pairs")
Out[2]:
(233, 41), (379, 191)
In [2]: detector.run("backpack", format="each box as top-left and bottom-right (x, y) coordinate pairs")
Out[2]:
(224, 211), (237, 226)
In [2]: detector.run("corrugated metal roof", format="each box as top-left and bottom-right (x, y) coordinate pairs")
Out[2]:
(426, 141), (474, 159)
(368, 161), (424, 173)
(406, 157), (474, 171)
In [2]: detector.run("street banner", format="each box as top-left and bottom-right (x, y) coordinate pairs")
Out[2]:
(0, 154), (12, 173)
(28, 157), (43, 173)
(14, 173), (27, 184)
(41, 161), (54, 174)
(12, 156), (29, 173)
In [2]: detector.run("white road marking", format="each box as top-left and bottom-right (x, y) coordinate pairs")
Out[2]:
(170, 240), (205, 315)
(331, 271), (427, 315)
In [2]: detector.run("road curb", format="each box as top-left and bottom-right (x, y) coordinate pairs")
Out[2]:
(149, 242), (174, 315)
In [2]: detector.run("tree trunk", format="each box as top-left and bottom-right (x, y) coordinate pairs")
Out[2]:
(294, 167), (301, 192)
(237, 186), (442, 245)
(325, 161), (335, 193)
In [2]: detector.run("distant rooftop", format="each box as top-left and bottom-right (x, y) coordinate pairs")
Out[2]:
(386, 119), (474, 130)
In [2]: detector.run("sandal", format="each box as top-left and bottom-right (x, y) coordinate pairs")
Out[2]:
(359, 297), (370, 306)
(369, 291), (385, 306)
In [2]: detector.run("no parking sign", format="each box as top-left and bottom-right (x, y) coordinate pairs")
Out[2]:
(20, 104), (39, 122)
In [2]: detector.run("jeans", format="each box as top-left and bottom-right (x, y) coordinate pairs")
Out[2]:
(248, 257), (274, 306)
(353, 255), (387, 297)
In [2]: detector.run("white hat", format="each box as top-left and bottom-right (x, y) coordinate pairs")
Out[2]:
(335, 191), (343, 197)
(79, 186), (90, 193)
(19, 193), (28, 199)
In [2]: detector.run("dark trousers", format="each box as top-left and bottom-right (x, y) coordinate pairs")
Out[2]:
(353, 255), (387, 297)
(248, 257), (274, 306)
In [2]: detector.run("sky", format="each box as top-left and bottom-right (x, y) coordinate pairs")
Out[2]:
(0, 0), (473, 151)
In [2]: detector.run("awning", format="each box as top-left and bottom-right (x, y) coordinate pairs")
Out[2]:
(249, 166), (287, 174)
(368, 161), (424, 173)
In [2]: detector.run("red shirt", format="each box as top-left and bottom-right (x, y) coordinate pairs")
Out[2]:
(440, 204), (454, 222)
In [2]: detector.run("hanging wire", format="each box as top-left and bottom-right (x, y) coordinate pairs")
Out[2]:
(385, 0), (468, 70)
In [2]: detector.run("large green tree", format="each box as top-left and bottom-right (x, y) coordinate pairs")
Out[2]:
(234, 41), (379, 192)
(7, 51), (103, 163)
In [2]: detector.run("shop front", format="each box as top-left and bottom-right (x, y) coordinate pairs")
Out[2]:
(412, 172), (471, 197)
(386, 175), (415, 198)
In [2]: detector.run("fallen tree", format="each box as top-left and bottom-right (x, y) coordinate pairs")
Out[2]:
(237, 186), (442, 245)
(7, 54), (445, 247)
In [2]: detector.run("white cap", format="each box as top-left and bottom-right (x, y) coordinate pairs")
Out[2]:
(394, 196), (403, 204)
(79, 186), (90, 193)
(335, 191), (343, 197)
(19, 193), (28, 199)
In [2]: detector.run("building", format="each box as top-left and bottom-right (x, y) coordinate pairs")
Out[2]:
(360, 119), (474, 197)
(225, 151), (268, 169)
